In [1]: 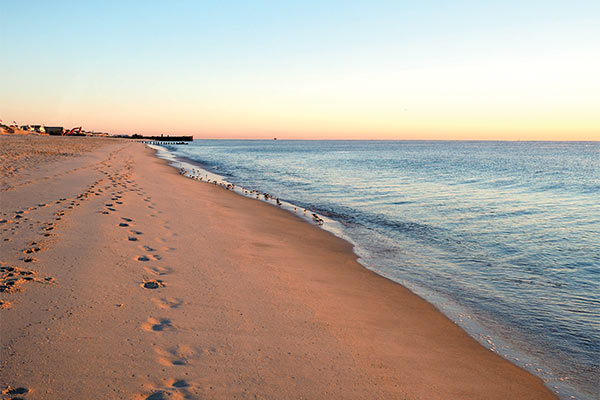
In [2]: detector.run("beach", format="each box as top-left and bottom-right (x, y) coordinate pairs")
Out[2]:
(0, 136), (558, 399)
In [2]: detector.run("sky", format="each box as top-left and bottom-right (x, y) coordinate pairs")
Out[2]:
(1, 0), (599, 140)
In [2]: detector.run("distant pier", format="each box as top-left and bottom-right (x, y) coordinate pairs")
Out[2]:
(131, 134), (193, 144)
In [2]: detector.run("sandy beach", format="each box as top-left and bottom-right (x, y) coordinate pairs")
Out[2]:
(0, 135), (558, 399)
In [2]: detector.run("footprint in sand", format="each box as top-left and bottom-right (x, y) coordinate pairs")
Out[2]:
(119, 223), (129, 227)
(130, 230), (143, 235)
(145, 378), (197, 400)
(127, 236), (138, 241)
(145, 391), (170, 400)
(155, 344), (201, 368)
(142, 317), (174, 332)
(144, 379), (193, 399)
(142, 279), (165, 289)
(152, 297), (184, 310)
(23, 243), (41, 254)
(0, 264), (44, 293)
(137, 255), (151, 262)
(122, 217), (133, 222)
(144, 266), (172, 276)
(171, 380), (190, 388)
(2, 386), (30, 397)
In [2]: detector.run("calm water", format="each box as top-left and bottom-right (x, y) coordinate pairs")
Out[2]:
(157, 140), (599, 399)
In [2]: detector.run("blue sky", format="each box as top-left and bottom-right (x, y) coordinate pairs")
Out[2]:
(1, 1), (599, 139)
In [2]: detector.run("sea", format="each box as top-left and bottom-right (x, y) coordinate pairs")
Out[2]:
(152, 140), (599, 399)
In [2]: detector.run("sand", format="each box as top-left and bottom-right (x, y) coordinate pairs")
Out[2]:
(0, 135), (558, 399)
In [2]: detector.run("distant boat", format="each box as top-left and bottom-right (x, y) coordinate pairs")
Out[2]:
(273, 137), (277, 140)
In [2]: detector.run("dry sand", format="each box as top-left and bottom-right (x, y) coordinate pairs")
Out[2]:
(0, 135), (558, 399)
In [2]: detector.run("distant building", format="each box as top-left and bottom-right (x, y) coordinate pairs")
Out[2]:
(45, 126), (64, 135)
(31, 125), (45, 133)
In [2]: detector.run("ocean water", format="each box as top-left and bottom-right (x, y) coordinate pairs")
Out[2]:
(155, 140), (599, 399)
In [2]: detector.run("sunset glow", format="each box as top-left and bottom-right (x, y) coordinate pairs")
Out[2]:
(1, 1), (598, 140)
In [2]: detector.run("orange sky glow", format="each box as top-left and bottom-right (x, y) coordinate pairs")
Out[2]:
(1, 2), (598, 141)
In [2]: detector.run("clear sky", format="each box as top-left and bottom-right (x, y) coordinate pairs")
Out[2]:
(1, 0), (599, 140)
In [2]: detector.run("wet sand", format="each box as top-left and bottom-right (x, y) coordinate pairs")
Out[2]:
(0, 135), (557, 399)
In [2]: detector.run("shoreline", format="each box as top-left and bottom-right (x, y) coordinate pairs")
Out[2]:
(148, 143), (564, 398)
(1, 136), (559, 398)
(149, 145), (342, 229)
(149, 142), (584, 399)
